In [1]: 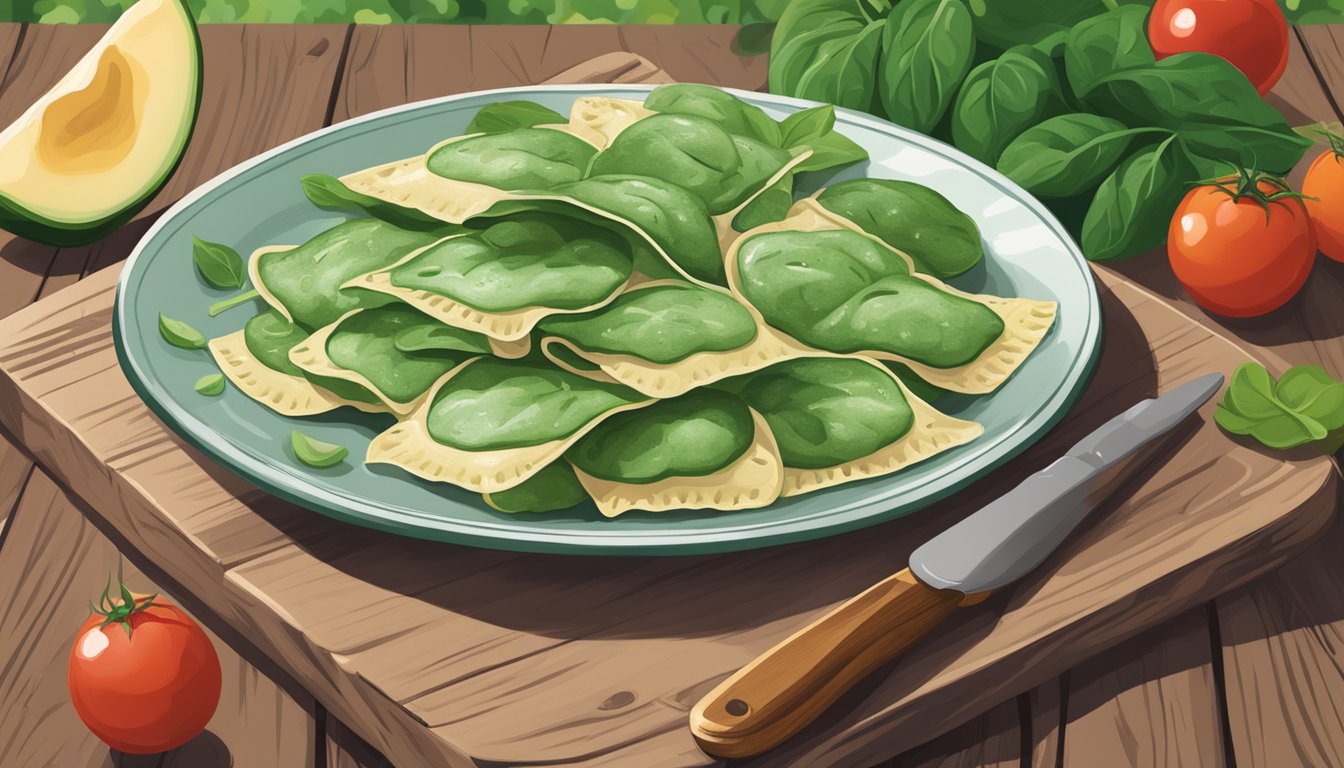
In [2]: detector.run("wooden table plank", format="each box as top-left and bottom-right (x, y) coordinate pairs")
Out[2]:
(887, 700), (1021, 768)
(617, 26), (767, 89)
(1060, 611), (1227, 767)
(1215, 520), (1344, 767)
(1297, 25), (1344, 116)
(0, 469), (317, 767)
(333, 24), (733, 125)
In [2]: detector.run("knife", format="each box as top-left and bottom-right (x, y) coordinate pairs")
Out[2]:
(689, 372), (1225, 759)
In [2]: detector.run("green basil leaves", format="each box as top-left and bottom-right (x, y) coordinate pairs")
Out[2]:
(159, 314), (206, 350)
(953, 45), (1067, 166)
(1216, 363), (1344, 452)
(465, 100), (567, 134)
(290, 430), (349, 468)
(879, 0), (975, 134)
(1081, 136), (1198, 261)
(768, 2), (1310, 262)
(192, 237), (245, 290)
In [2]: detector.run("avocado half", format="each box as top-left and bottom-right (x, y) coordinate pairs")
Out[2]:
(0, 0), (201, 246)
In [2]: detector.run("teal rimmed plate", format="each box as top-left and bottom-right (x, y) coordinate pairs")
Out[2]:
(114, 85), (1101, 555)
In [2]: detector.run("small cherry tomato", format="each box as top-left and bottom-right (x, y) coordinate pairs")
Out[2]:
(1302, 131), (1344, 262)
(1168, 171), (1317, 318)
(68, 583), (221, 754)
(1147, 0), (1289, 95)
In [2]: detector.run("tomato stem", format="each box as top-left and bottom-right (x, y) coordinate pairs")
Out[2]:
(89, 577), (162, 639)
(1198, 167), (1314, 214)
(1316, 123), (1344, 160)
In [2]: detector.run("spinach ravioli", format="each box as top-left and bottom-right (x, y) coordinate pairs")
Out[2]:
(726, 207), (1058, 394)
(201, 84), (1057, 517)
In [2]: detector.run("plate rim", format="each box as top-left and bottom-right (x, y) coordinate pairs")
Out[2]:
(114, 83), (1103, 556)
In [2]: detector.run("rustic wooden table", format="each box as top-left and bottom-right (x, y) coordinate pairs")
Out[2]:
(0, 22), (1341, 768)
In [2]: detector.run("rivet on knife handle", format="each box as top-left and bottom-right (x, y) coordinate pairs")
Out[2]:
(688, 569), (965, 759)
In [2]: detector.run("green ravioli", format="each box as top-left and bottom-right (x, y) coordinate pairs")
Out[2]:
(642, 83), (782, 145)
(544, 174), (724, 285)
(589, 114), (792, 215)
(815, 179), (983, 278)
(388, 214), (633, 313)
(736, 229), (1004, 368)
(426, 358), (646, 452)
(721, 358), (914, 469)
(426, 128), (597, 190)
(538, 283), (757, 364)
(566, 389), (754, 483)
(242, 309), (378, 404)
(324, 305), (491, 404)
(485, 461), (589, 513)
(255, 218), (446, 330)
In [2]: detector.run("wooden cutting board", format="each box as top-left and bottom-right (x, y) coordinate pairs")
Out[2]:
(0, 55), (1336, 768)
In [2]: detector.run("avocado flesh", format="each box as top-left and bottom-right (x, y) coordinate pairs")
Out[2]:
(0, 0), (201, 246)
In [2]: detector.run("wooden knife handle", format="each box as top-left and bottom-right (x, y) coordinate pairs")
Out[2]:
(689, 568), (965, 759)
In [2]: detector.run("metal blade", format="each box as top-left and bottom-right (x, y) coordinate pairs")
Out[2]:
(908, 373), (1224, 594)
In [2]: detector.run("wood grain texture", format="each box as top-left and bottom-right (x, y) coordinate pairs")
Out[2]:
(0, 470), (315, 768)
(0, 258), (1332, 768)
(333, 25), (757, 123)
(1061, 610), (1226, 767)
(889, 699), (1021, 768)
(1215, 518), (1344, 768)
(1297, 25), (1344, 118)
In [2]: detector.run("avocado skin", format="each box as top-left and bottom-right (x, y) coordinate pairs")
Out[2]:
(0, 0), (202, 248)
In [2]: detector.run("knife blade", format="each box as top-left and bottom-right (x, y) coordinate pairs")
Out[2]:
(689, 373), (1224, 759)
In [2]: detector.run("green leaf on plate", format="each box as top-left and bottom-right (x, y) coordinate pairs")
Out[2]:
(192, 236), (246, 290)
(291, 431), (348, 468)
(194, 373), (225, 396)
(159, 314), (206, 350)
(466, 100), (568, 134)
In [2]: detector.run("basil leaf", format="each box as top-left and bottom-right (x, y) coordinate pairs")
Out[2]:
(1064, 5), (1155, 99)
(879, 0), (975, 134)
(1215, 363), (1335, 450)
(191, 237), (245, 290)
(290, 431), (348, 468)
(1085, 52), (1311, 173)
(159, 314), (206, 350)
(952, 45), (1068, 166)
(194, 373), (225, 396)
(466, 101), (567, 134)
(1275, 365), (1344, 431)
(1081, 136), (1198, 261)
(770, 0), (887, 112)
(970, 0), (1115, 50)
(299, 174), (449, 231)
(790, 130), (869, 174)
(780, 104), (836, 147)
(998, 114), (1160, 197)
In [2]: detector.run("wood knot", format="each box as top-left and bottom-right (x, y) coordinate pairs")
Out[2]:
(598, 690), (636, 710)
(307, 39), (329, 57)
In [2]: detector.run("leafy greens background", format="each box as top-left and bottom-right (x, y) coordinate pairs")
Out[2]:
(10, 0), (1342, 25)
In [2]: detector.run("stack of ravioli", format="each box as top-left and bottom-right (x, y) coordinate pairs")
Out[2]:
(208, 84), (1058, 517)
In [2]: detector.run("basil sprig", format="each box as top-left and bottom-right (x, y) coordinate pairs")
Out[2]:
(1216, 363), (1344, 452)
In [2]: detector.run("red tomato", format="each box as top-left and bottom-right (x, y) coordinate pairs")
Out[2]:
(1168, 174), (1316, 318)
(1147, 0), (1289, 95)
(68, 587), (221, 754)
(1302, 141), (1344, 262)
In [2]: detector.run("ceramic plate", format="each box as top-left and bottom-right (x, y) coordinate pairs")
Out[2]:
(114, 85), (1102, 555)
